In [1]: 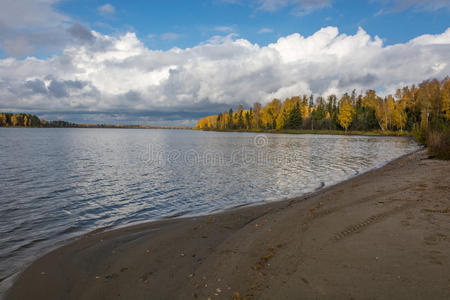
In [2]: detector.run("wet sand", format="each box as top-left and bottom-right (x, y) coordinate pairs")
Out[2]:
(6, 150), (450, 300)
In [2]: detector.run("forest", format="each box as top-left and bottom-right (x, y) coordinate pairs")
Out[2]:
(0, 113), (78, 128)
(0, 113), (190, 129)
(196, 78), (449, 132)
(196, 78), (450, 158)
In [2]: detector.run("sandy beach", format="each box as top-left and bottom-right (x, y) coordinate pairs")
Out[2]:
(5, 149), (450, 300)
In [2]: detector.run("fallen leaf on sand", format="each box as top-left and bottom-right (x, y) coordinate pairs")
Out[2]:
(254, 248), (276, 271)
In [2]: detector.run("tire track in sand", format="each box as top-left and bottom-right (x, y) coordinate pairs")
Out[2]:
(332, 203), (416, 241)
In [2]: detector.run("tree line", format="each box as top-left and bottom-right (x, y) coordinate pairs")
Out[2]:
(0, 113), (78, 128)
(0, 113), (191, 129)
(196, 78), (450, 133)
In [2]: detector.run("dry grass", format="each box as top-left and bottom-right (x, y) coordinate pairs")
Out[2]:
(427, 130), (450, 160)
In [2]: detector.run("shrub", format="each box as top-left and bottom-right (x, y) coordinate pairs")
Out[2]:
(412, 125), (427, 145)
(427, 130), (450, 160)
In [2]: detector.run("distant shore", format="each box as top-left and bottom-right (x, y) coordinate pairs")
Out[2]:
(197, 128), (412, 137)
(0, 125), (193, 130)
(6, 149), (450, 300)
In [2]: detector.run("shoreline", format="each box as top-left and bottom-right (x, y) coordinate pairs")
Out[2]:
(196, 128), (412, 137)
(6, 149), (450, 299)
(2, 126), (412, 138)
(0, 126), (193, 130)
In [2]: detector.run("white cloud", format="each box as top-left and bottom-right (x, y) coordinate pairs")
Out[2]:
(258, 0), (332, 14)
(0, 0), (99, 57)
(223, 0), (333, 14)
(374, 0), (450, 11)
(0, 26), (449, 124)
(410, 28), (450, 45)
(0, 0), (72, 56)
(226, 0), (450, 14)
(258, 27), (274, 33)
(98, 4), (115, 15)
(0, 0), (69, 29)
(214, 26), (236, 33)
(161, 32), (181, 41)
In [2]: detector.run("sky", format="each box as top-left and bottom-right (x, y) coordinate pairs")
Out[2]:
(0, 0), (449, 125)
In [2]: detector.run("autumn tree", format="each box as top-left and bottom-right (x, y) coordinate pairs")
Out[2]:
(338, 94), (354, 132)
(195, 116), (217, 129)
(0, 113), (6, 126)
(252, 103), (262, 129)
(262, 99), (281, 129)
(10, 114), (20, 126)
(392, 101), (407, 131)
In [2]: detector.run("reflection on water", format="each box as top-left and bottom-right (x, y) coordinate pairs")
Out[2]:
(0, 128), (419, 292)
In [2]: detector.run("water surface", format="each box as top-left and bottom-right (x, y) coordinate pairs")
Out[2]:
(0, 128), (420, 294)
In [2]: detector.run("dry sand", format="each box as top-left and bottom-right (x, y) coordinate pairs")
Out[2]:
(6, 150), (450, 300)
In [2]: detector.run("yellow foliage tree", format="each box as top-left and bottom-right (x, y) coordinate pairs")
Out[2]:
(362, 89), (378, 109)
(263, 99), (281, 129)
(276, 97), (299, 129)
(392, 101), (407, 131)
(10, 114), (19, 126)
(375, 96), (395, 131)
(338, 97), (354, 131)
(0, 113), (6, 126)
(275, 109), (287, 130)
(196, 116), (217, 129)
(300, 104), (310, 119)
(252, 103), (262, 128)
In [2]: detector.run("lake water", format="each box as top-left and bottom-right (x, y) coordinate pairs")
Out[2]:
(0, 128), (420, 294)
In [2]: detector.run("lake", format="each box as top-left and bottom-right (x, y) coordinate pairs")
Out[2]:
(0, 128), (420, 294)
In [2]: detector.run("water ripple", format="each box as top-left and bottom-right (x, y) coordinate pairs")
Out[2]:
(0, 128), (420, 296)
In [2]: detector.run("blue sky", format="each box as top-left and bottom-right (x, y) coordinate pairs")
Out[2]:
(0, 0), (449, 125)
(55, 0), (449, 49)
(1, 0), (448, 58)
